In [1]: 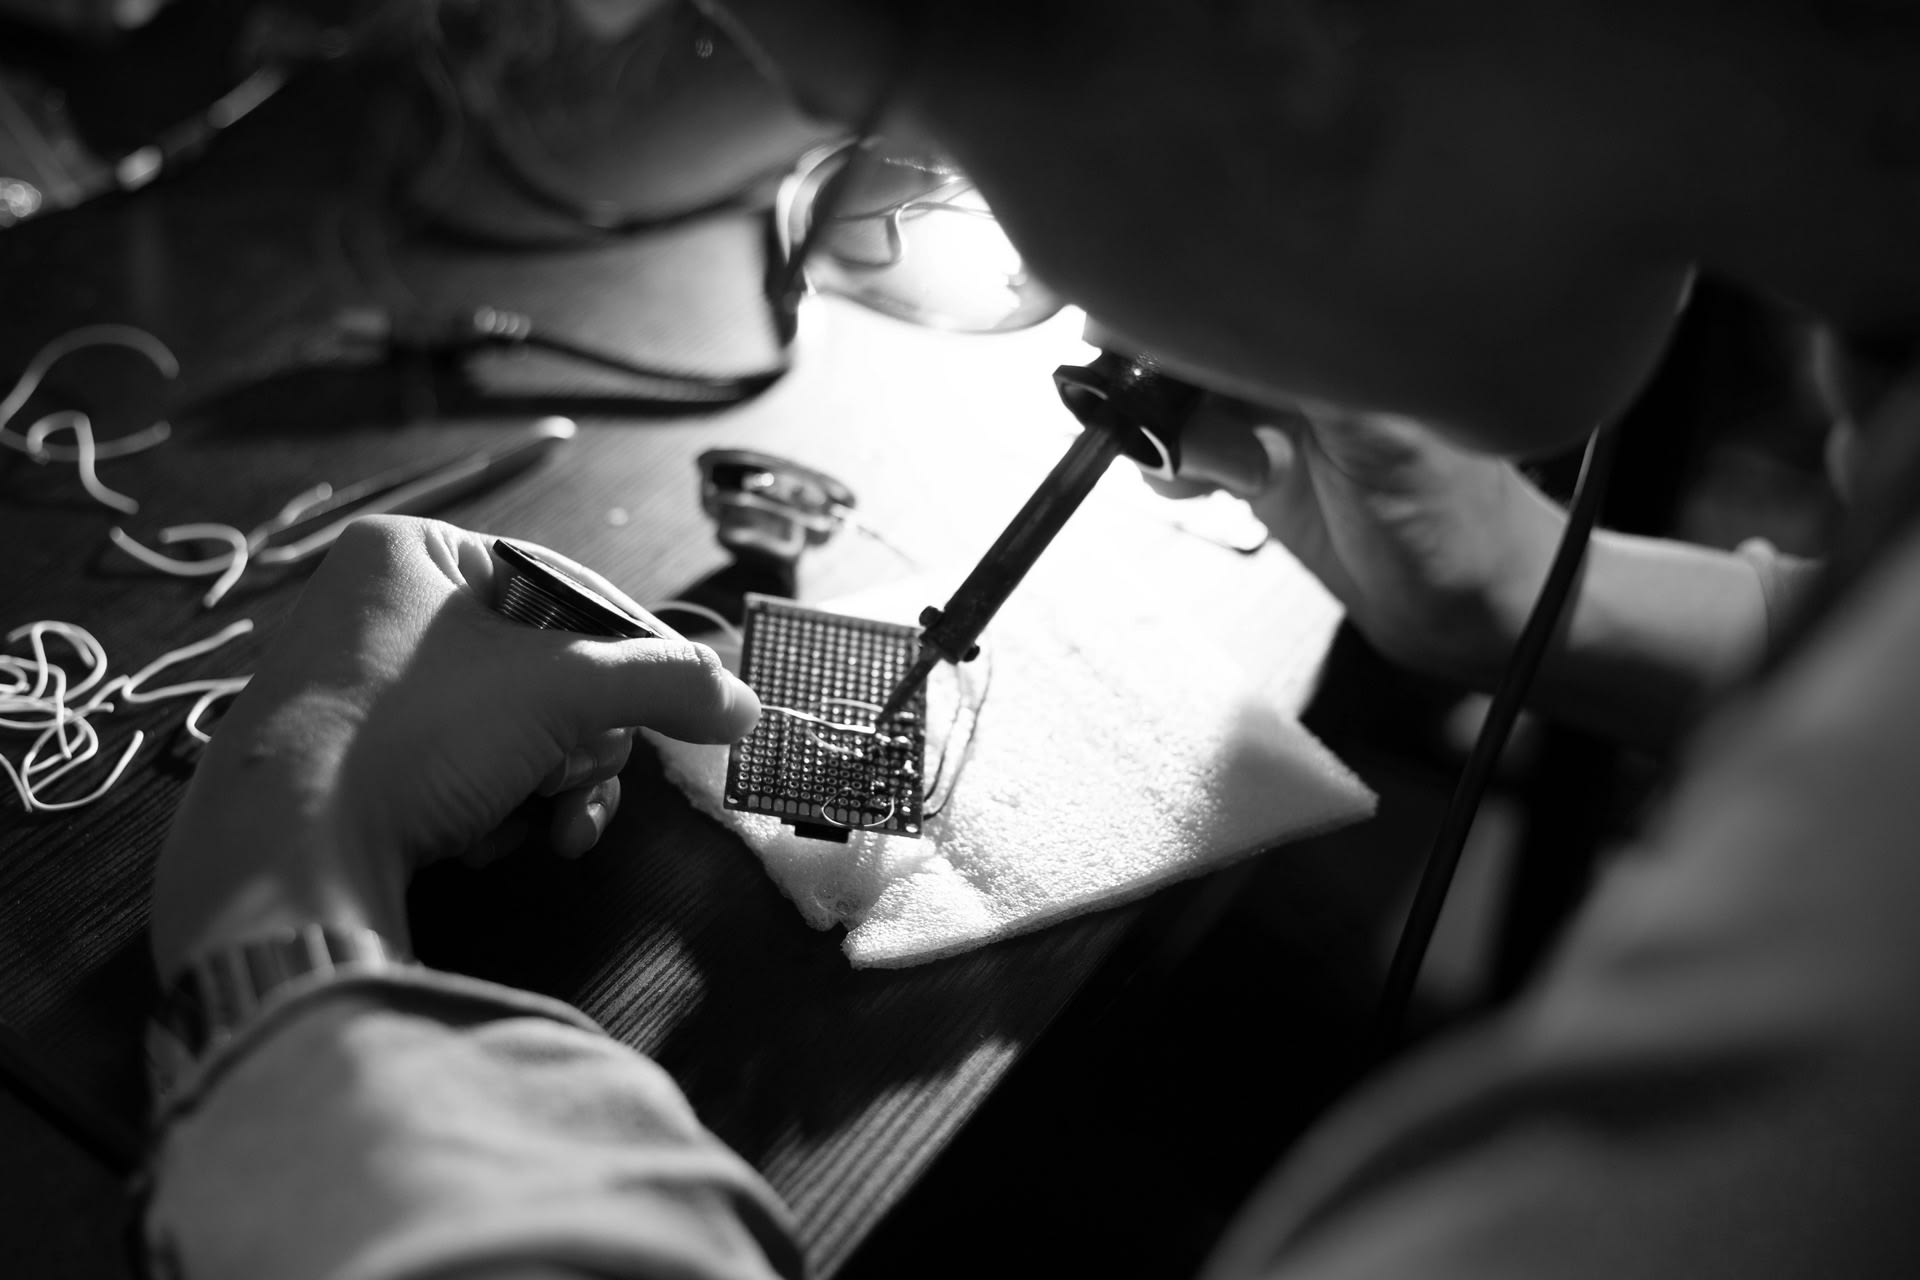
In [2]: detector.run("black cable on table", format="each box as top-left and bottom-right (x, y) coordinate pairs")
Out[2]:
(1372, 423), (1621, 1059)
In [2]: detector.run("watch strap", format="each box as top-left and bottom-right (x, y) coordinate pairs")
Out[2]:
(148, 923), (410, 1103)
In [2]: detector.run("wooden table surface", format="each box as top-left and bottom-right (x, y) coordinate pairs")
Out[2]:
(0, 30), (1223, 1273)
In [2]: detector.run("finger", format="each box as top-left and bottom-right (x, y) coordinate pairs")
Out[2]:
(1176, 398), (1273, 496)
(537, 727), (635, 797)
(1138, 473), (1220, 501)
(1166, 396), (1314, 498)
(1251, 424), (1302, 486)
(547, 638), (762, 744)
(551, 776), (620, 859)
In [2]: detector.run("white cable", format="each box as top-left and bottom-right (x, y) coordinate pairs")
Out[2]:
(0, 754), (31, 810)
(111, 522), (260, 611)
(647, 599), (742, 644)
(0, 324), (178, 451)
(119, 619), (254, 701)
(35, 419), (171, 462)
(24, 731), (143, 812)
(0, 619), (252, 812)
(245, 483), (334, 550)
(9, 620), (110, 699)
(184, 680), (249, 743)
(107, 527), (231, 576)
(25, 716), (99, 784)
(22, 412), (138, 514)
(159, 523), (250, 606)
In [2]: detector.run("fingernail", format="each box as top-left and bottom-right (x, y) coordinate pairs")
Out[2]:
(1252, 424), (1297, 478)
(541, 748), (591, 797)
(559, 801), (607, 860)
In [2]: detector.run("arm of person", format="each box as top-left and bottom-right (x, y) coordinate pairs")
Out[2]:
(141, 516), (802, 1280)
(1201, 521), (1920, 1280)
(1170, 398), (1817, 750)
(1486, 483), (1816, 749)
(144, 980), (802, 1280)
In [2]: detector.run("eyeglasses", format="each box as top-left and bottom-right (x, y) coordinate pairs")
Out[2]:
(772, 135), (1063, 336)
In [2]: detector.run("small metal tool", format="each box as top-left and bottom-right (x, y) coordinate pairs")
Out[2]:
(875, 351), (1203, 722)
(251, 416), (577, 566)
(490, 538), (675, 640)
(697, 448), (856, 571)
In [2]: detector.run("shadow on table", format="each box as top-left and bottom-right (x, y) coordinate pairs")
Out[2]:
(175, 357), (777, 441)
(406, 738), (1106, 1168)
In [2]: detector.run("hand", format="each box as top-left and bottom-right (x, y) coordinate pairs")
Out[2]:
(1161, 396), (1564, 686)
(152, 516), (761, 979)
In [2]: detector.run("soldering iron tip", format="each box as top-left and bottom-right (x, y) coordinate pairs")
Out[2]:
(879, 649), (941, 724)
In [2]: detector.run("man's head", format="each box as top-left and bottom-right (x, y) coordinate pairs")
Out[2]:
(715, 0), (1920, 454)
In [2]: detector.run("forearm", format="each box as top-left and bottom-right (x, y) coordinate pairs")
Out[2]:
(143, 974), (803, 1280)
(1400, 473), (1777, 750)
(1528, 524), (1774, 750)
(150, 691), (410, 981)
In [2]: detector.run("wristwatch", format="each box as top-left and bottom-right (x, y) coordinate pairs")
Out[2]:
(147, 923), (410, 1103)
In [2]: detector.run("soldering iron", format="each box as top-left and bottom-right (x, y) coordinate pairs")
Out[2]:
(875, 348), (1203, 723)
(875, 342), (1617, 1059)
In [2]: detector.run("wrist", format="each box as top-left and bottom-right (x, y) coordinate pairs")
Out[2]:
(153, 696), (409, 984)
(150, 846), (411, 987)
(147, 921), (412, 1107)
(1474, 473), (1571, 684)
(1383, 469), (1567, 690)
(1532, 531), (1771, 748)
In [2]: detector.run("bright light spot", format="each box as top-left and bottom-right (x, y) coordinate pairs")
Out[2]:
(0, 179), (42, 224)
(908, 204), (1028, 313)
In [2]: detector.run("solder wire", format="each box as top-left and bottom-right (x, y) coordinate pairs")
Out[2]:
(817, 789), (899, 831)
(761, 697), (913, 761)
(921, 644), (994, 819)
(648, 600), (741, 645)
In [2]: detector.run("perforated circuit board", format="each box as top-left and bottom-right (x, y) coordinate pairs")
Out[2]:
(725, 595), (927, 840)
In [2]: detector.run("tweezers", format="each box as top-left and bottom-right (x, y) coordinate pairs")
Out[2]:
(249, 416), (576, 564)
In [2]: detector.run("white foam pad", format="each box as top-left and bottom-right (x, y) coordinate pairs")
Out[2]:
(651, 471), (1377, 967)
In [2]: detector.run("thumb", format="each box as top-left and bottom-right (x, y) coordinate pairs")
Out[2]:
(536, 636), (763, 744)
(1170, 396), (1277, 498)
(1158, 394), (1324, 499)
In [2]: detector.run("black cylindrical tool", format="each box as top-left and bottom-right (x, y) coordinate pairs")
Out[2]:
(875, 351), (1203, 723)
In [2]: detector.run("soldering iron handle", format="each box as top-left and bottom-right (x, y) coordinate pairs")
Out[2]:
(918, 423), (1124, 664)
(1052, 351), (1204, 482)
(882, 349), (1201, 722)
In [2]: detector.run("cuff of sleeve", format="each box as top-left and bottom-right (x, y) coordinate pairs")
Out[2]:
(148, 964), (605, 1126)
(1735, 538), (1822, 648)
(142, 970), (804, 1280)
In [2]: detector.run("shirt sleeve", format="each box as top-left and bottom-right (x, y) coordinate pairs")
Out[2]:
(141, 969), (805, 1280)
(1203, 525), (1920, 1280)
(1735, 537), (1822, 645)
